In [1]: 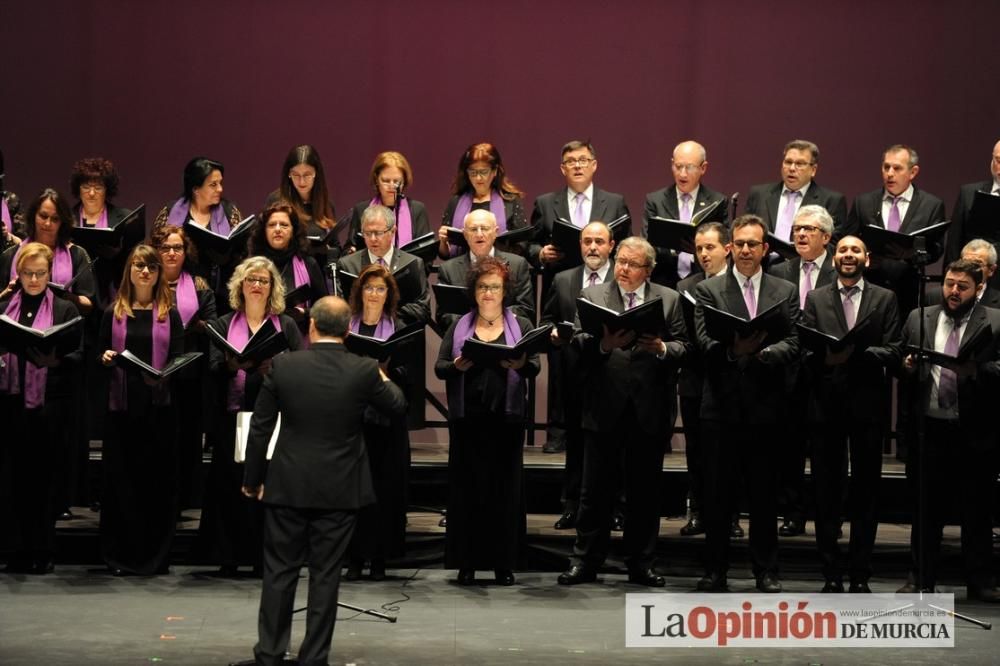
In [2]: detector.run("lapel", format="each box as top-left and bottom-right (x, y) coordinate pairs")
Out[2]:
(567, 266), (586, 302)
(554, 190), (571, 221)
(590, 187), (608, 222)
(899, 188), (923, 234)
(869, 191), (885, 228)
(804, 181), (823, 206)
(765, 183), (782, 230)
(959, 304), (989, 354)
(922, 305), (941, 348)
(603, 280), (626, 313)
(828, 281), (851, 334)
(724, 270), (752, 319)
(815, 253), (836, 288)
(694, 187), (719, 220)
(756, 273), (782, 314)
(662, 186), (679, 219)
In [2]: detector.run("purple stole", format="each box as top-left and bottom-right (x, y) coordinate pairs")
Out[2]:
(0, 289), (54, 408)
(79, 207), (109, 228)
(9, 241), (73, 286)
(449, 308), (523, 419)
(225, 311), (281, 412)
(108, 304), (171, 411)
(1, 198), (11, 234)
(165, 197), (231, 235)
(370, 196), (413, 246)
(291, 254), (309, 294)
(174, 271), (199, 329)
(349, 313), (395, 340)
(449, 192), (507, 257)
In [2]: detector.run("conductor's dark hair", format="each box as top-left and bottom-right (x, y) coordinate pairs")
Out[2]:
(310, 296), (351, 337)
(695, 221), (730, 244)
(181, 157), (224, 201)
(946, 258), (984, 286)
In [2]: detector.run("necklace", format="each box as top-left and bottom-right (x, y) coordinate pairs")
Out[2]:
(479, 313), (501, 327)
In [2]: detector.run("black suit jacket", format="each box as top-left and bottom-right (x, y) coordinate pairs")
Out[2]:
(900, 303), (1000, 450)
(435, 250), (534, 331)
(676, 271), (714, 398)
(925, 285), (1000, 310)
(572, 280), (689, 436)
(643, 184), (728, 285)
(945, 180), (996, 265)
(336, 248), (431, 327)
(244, 343), (407, 509)
(693, 270), (800, 424)
(745, 181), (848, 240)
(527, 186), (629, 272)
(801, 280), (901, 422)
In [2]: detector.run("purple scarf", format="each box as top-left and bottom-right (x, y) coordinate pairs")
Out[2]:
(9, 240), (73, 286)
(174, 271), (199, 329)
(79, 206), (108, 229)
(108, 304), (171, 411)
(1, 198), (11, 234)
(165, 197), (231, 235)
(0, 289), (54, 408)
(291, 254), (309, 291)
(226, 311), (281, 412)
(349, 313), (395, 340)
(370, 196), (413, 246)
(449, 307), (523, 419)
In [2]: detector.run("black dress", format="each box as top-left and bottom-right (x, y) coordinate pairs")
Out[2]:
(98, 307), (184, 575)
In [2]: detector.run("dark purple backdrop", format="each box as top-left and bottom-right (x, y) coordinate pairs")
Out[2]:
(2, 1), (998, 228)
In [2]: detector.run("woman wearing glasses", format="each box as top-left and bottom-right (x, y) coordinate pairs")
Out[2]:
(437, 142), (528, 259)
(435, 256), (539, 586)
(98, 245), (184, 576)
(199, 256), (302, 576)
(346, 151), (430, 256)
(265, 144), (339, 264)
(0, 243), (84, 574)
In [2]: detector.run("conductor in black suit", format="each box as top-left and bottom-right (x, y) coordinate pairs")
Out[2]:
(693, 214), (800, 593)
(557, 236), (690, 587)
(801, 235), (901, 593)
(240, 296), (407, 666)
(643, 140), (728, 287)
(943, 139), (1000, 270)
(745, 139), (848, 244)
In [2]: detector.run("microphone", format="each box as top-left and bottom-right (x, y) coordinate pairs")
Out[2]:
(729, 192), (739, 221)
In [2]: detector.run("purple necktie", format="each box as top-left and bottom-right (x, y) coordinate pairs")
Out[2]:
(626, 291), (636, 309)
(800, 261), (815, 310)
(377, 257), (386, 267)
(588, 271), (599, 287)
(678, 193), (694, 278)
(775, 190), (800, 241)
(887, 196), (902, 233)
(742, 277), (757, 318)
(841, 286), (858, 330)
(938, 322), (961, 409)
(572, 192), (586, 228)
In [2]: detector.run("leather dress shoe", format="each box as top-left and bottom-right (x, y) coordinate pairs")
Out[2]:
(369, 560), (386, 581)
(967, 586), (1000, 603)
(756, 573), (782, 593)
(542, 438), (566, 454)
(628, 568), (665, 587)
(821, 579), (844, 593)
(730, 518), (744, 538)
(849, 581), (872, 593)
(696, 573), (728, 592)
(558, 564), (596, 585)
(611, 514), (625, 531)
(457, 569), (476, 585)
(494, 569), (516, 586)
(680, 514), (705, 536)
(438, 515), (447, 528)
(553, 511), (577, 530)
(778, 519), (805, 537)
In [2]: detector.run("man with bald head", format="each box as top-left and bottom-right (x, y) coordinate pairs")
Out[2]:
(944, 139), (1000, 277)
(800, 236), (900, 593)
(643, 140), (728, 287)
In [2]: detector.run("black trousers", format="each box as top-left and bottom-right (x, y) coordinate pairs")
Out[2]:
(679, 395), (704, 514)
(255, 505), (356, 666)
(702, 420), (778, 578)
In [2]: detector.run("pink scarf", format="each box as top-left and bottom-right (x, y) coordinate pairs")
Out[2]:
(369, 196), (413, 246)
(174, 271), (199, 329)
(0, 289), (54, 408)
(108, 304), (171, 411)
(1, 198), (11, 234)
(9, 240), (73, 286)
(225, 311), (281, 412)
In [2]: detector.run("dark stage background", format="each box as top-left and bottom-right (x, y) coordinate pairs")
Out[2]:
(2, 1), (997, 229)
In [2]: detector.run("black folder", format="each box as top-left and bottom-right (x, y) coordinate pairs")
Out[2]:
(338, 260), (422, 302)
(459, 323), (553, 365)
(399, 231), (438, 264)
(184, 214), (257, 254)
(47, 258), (97, 297)
(442, 223), (538, 249)
(645, 200), (723, 251)
(700, 300), (790, 343)
(556, 320), (575, 341)
(285, 282), (319, 309)
(344, 323), (425, 362)
(306, 225), (339, 248)
(964, 191), (1000, 244)
(432, 283), (472, 317)
(576, 297), (665, 338)
(115, 350), (202, 379)
(71, 204), (145, 249)
(904, 319), (994, 371)
(205, 319), (289, 364)
(766, 233), (799, 260)
(860, 221), (951, 259)
(0, 314), (83, 356)
(550, 214), (630, 264)
(796, 315), (873, 354)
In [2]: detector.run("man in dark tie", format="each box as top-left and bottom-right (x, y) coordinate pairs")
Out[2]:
(801, 235), (901, 593)
(643, 140), (728, 287)
(897, 259), (1000, 602)
(944, 139), (1000, 271)
(239, 296), (407, 666)
(557, 237), (690, 587)
(692, 215), (800, 593)
(745, 139), (848, 244)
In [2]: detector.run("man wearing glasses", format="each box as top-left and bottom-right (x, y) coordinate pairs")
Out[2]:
(745, 140), (848, 247)
(643, 140), (729, 287)
(692, 215), (799, 593)
(558, 236), (689, 587)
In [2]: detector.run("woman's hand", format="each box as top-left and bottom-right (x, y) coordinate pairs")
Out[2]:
(501, 354), (526, 370)
(454, 356), (474, 372)
(101, 349), (118, 366)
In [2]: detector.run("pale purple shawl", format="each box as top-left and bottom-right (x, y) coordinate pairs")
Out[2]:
(0, 289), (54, 408)
(1, 199), (10, 234)
(370, 196), (413, 246)
(165, 198), (231, 234)
(349, 313), (395, 340)
(109, 304), (172, 411)
(174, 271), (199, 329)
(449, 307), (523, 419)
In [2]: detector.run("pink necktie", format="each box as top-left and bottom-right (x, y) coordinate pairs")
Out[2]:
(800, 261), (815, 310)
(678, 193), (694, 278)
(743, 278), (757, 318)
(937, 322), (960, 409)
(775, 190), (800, 241)
(887, 196), (902, 232)
(626, 292), (636, 309)
(841, 286), (858, 329)
(377, 257), (386, 267)
(572, 192), (586, 228)
(588, 271), (599, 287)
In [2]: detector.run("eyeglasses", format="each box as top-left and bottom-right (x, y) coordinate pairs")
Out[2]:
(378, 178), (403, 188)
(782, 159), (815, 169)
(732, 239), (765, 249)
(672, 162), (704, 173)
(158, 244), (185, 254)
(465, 225), (495, 235)
(289, 171), (315, 182)
(467, 168), (494, 179)
(244, 276), (271, 286)
(476, 284), (503, 294)
(19, 269), (48, 280)
(562, 157), (595, 168)
(81, 184), (106, 194)
(362, 228), (392, 239)
(614, 258), (650, 270)
(132, 262), (160, 273)
(363, 285), (388, 295)
(791, 224), (822, 234)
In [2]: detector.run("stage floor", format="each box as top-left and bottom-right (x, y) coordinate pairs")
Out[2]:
(1, 566), (997, 665)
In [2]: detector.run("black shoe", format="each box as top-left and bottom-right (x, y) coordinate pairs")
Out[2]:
(680, 514), (704, 536)
(57, 510), (75, 522)
(457, 569), (475, 585)
(896, 581), (934, 593)
(542, 438), (566, 454)
(369, 560), (386, 581)
(849, 581), (872, 593)
(558, 564), (596, 585)
(967, 586), (1000, 603)
(494, 569), (516, 586)
(778, 519), (805, 537)
(696, 573), (728, 592)
(343, 561), (363, 581)
(756, 573), (782, 593)
(730, 519), (744, 538)
(611, 514), (625, 532)
(554, 511), (577, 530)
(438, 516), (447, 528)
(627, 568), (665, 587)
(821, 580), (844, 593)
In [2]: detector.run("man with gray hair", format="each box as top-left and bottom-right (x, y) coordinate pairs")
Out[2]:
(929, 238), (1000, 309)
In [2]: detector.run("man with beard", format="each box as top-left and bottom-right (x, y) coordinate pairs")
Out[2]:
(897, 259), (1000, 601)
(928, 239), (1000, 309)
(801, 235), (901, 592)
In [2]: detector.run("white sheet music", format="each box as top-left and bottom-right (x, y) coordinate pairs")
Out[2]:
(234, 411), (280, 463)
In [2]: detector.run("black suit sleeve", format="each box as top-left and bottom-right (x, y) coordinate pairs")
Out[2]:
(434, 319), (462, 379)
(397, 256), (432, 326)
(508, 258), (536, 323)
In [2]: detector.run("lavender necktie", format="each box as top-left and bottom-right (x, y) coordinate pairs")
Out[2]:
(678, 192), (694, 278)
(572, 192), (586, 228)
(800, 261), (815, 310)
(626, 291), (636, 309)
(377, 257), (386, 267)
(938, 321), (960, 409)
(742, 277), (757, 318)
(886, 196), (902, 233)
(841, 286), (858, 329)
(775, 190), (800, 241)
(588, 271), (599, 287)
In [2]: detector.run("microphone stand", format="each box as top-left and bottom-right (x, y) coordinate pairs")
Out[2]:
(728, 192), (739, 223)
(393, 182), (404, 247)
